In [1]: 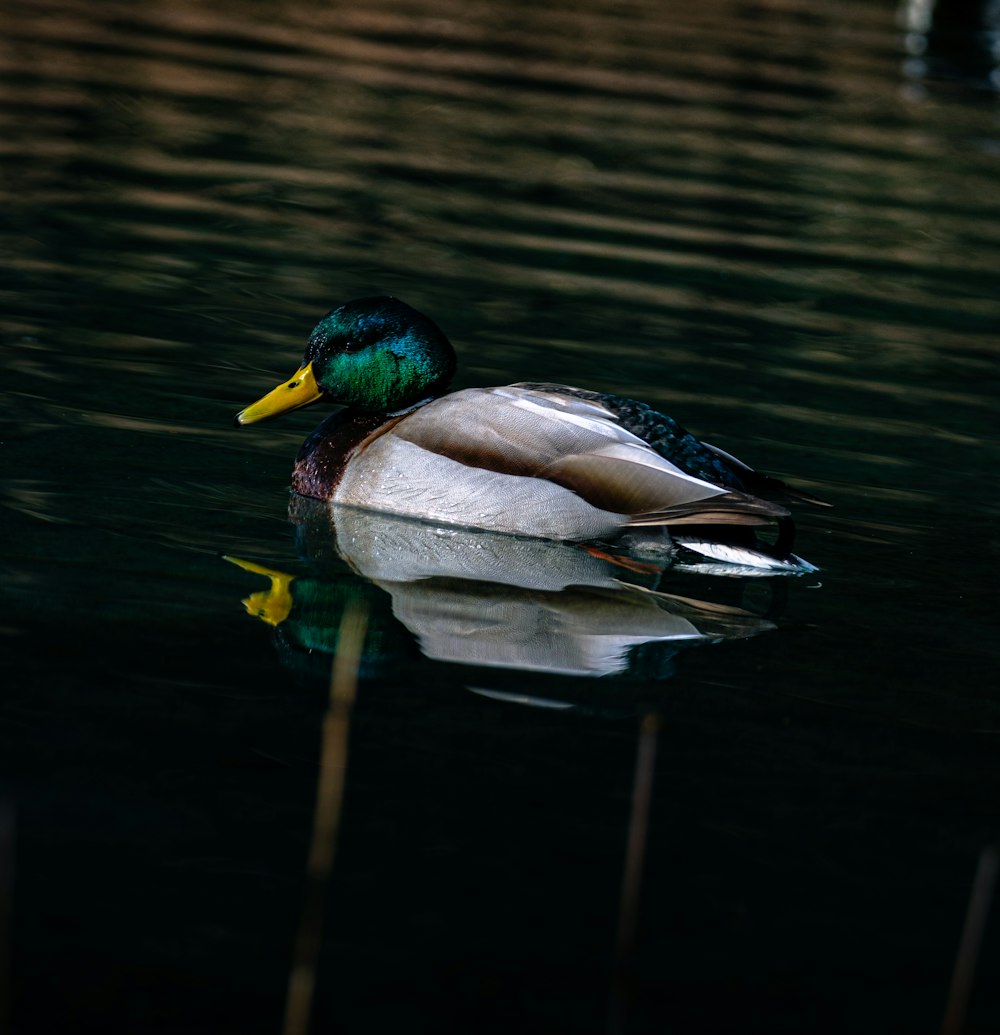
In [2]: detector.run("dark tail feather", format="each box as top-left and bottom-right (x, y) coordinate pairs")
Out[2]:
(745, 472), (832, 508)
(626, 491), (790, 530)
(702, 442), (832, 508)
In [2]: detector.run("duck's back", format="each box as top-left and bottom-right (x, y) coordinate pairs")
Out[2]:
(513, 382), (751, 489)
(320, 386), (785, 540)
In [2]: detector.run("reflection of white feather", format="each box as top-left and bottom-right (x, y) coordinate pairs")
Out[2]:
(387, 582), (707, 677)
(324, 508), (776, 678)
(331, 505), (622, 590)
(676, 538), (817, 574)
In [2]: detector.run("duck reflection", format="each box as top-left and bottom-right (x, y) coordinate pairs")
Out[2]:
(229, 498), (791, 701)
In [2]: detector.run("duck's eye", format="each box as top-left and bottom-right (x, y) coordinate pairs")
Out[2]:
(342, 338), (359, 353)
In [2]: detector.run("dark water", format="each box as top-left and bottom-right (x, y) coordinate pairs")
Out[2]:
(2, 0), (1000, 1032)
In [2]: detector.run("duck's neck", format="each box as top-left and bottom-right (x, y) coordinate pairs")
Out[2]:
(386, 394), (439, 417)
(291, 409), (400, 500)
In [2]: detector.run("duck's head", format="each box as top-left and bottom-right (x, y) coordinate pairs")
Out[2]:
(235, 297), (457, 424)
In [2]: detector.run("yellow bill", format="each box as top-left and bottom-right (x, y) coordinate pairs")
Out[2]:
(235, 362), (321, 425)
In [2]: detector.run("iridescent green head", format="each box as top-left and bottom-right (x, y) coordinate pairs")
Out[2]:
(236, 297), (457, 424)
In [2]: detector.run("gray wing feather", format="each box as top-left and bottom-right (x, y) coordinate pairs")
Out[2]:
(391, 387), (741, 520)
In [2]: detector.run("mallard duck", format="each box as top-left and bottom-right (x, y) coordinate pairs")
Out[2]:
(236, 297), (820, 570)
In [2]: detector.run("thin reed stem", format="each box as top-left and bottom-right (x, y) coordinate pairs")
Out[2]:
(283, 603), (368, 1035)
(941, 845), (998, 1035)
(608, 712), (660, 1035)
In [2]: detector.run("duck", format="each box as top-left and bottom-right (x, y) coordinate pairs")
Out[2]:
(235, 297), (821, 571)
